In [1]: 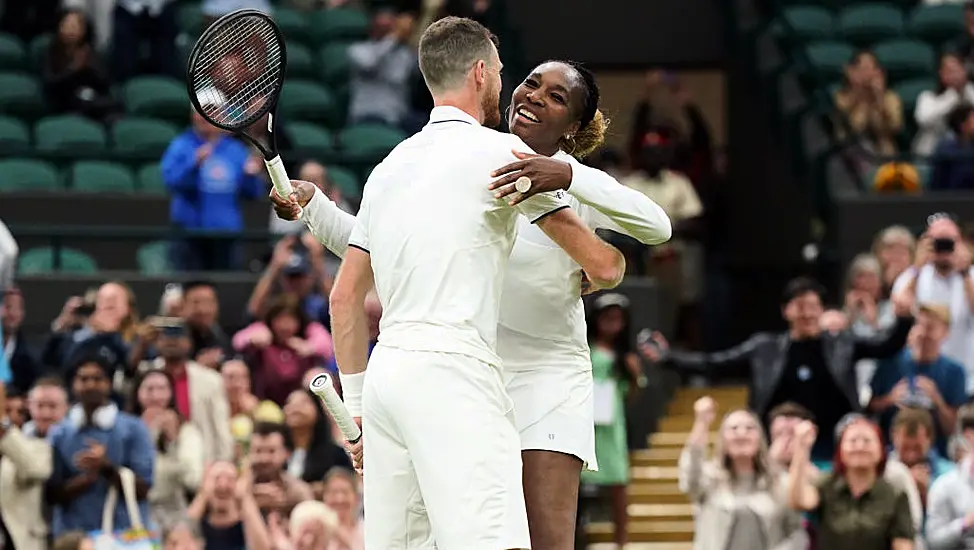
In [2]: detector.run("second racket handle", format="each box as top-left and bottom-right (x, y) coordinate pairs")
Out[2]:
(310, 374), (362, 444)
(264, 155), (293, 198)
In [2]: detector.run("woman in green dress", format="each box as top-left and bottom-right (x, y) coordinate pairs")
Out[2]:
(582, 293), (645, 547)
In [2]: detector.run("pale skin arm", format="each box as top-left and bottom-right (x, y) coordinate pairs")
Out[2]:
(787, 421), (820, 511)
(329, 247), (374, 377)
(534, 208), (626, 289)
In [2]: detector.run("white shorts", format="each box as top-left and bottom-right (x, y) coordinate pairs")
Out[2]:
(504, 367), (598, 471)
(361, 345), (531, 550)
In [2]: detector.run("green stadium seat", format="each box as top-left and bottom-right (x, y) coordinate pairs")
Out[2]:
(0, 158), (60, 191)
(908, 4), (965, 45)
(0, 116), (30, 154)
(0, 72), (44, 119)
(34, 115), (107, 158)
(27, 35), (49, 72)
(288, 122), (335, 155)
(313, 8), (370, 44)
(136, 163), (166, 194)
(278, 80), (338, 127)
(69, 161), (136, 192)
(0, 33), (26, 70)
(318, 43), (351, 88)
(274, 7), (310, 44)
(111, 117), (180, 160)
(873, 39), (936, 82)
(177, 3), (205, 36)
(137, 241), (172, 275)
(837, 3), (905, 47)
(123, 76), (188, 122)
(286, 43), (316, 79)
(893, 77), (936, 117)
(18, 247), (97, 274)
(326, 165), (361, 198)
(778, 6), (834, 44)
(802, 41), (856, 83)
(338, 123), (406, 162)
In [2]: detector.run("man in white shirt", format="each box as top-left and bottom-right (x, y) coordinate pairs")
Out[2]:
(325, 17), (626, 550)
(892, 215), (974, 393)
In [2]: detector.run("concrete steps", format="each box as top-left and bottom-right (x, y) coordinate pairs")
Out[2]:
(584, 385), (748, 544)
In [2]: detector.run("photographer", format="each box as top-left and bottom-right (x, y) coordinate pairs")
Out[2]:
(892, 214), (974, 395)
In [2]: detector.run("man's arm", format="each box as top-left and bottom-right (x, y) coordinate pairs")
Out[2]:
(568, 161), (672, 245)
(272, 183), (357, 259)
(531, 207), (626, 290)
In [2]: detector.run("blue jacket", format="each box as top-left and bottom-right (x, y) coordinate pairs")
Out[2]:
(160, 131), (264, 230)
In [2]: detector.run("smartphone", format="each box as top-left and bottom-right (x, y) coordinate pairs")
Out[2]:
(637, 328), (659, 350)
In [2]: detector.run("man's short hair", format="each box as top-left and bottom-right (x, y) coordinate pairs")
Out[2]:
(418, 16), (498, 95)
(767, 401), (816, 424)
(892, 407), (935, 438)
(251, 421), (290, 447)
(918, 302), (951, 325)
(781, 276), (826, 306)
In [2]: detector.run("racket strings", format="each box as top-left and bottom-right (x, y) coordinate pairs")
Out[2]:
(190, 14), (284, 129)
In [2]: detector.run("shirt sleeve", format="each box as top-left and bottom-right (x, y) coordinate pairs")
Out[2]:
(514, 191), (570, 224)
(889, 490), (916, 540)
(347, 187), (372, 253)
(946, 362), (968, 407)
(300, 186), (357, 259)
(126, 419), (156, 486)
(568, 160), (672, 245)
(891, 268), (915, 295)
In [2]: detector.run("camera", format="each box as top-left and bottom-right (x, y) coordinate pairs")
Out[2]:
(933, 238), (955, 254)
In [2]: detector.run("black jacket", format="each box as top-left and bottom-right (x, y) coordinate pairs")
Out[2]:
(5, 332), (43, 393)
(663, 315), (914, 417)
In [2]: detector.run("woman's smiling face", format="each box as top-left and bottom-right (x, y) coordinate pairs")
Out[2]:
(508, 62), (585, 155)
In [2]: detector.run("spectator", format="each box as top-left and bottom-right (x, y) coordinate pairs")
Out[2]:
(42, 9), (116, 121)
(143, 317), (233, 462)
(787, 418), (915, 550)
(129, 369), (204, 529)
(873, 225), (917, 295)
(845, 253), (895, 397)
(834, 49), (903, 157)
(111, 0), (179, 81)
(925, 407), (974, 549)
(680, 396), (806, 550)
(930, 104), (974, 190)
(234, 295), (333, 406)
(161, 102), (265, 271)
(767, 402), (818, 473)
(0, 218), (17, 290)
(282, 389), (352, 491)
(181, 281), (232, 368)
(322, 469), (364, 550)
(888, 408), (954, 511)
(869, 303), (966, 455)
(580, 294), (644, 548)
(43, 283), (136, 377)
(279, 500), (340, 550)
(5, 387), (26, 428)
(893, 215), (974, 390)
(186, 462), (271, 550)
(246, 238), (331, 327)
(0, 381), (55, 550)
(24, 376), (68, 438)
(644, 276), (914, 463)
(47, 353), (155, 536)
(247, 422), (314, 516)
(347, 7), (423, 134)
(914, 53), (974, 156)
(222, 358), (260, 420)
(161, 522), (203, 550)
(2, 288), (42, 393)
(269, 161), (353, 237)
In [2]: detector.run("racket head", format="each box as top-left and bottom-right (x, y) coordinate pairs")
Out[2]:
(186, 9), (287, 142)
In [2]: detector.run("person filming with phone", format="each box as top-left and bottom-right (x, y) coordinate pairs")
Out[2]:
(892, 213), (974, 395)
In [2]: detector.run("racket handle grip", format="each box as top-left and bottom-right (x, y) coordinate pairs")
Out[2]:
(310, 374), (362, 444)
(265, 156), (293, 198)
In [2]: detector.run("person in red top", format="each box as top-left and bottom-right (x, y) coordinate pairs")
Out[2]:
(152, 319), (234, 462)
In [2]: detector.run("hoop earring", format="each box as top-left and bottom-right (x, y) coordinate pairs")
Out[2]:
(563, 134), (577, 155)
(503, 104), (513, 124)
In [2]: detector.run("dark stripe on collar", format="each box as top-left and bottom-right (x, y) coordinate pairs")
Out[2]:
(429, 119), (473, 125)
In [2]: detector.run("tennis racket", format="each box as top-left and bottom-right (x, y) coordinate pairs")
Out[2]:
(309, 373), (362, 444)
(186, 9), (294, 200)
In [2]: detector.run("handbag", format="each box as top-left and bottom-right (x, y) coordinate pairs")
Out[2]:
(90, 467), (159, 550)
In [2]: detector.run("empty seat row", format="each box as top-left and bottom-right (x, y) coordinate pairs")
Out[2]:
(779, 3), (964, 46)
(0, 157), (366, 196)
(801, 38), (936, 83)
(0, 115), (178, 159)
(18, 243), (172, 275)
(177, 5), (370, 47)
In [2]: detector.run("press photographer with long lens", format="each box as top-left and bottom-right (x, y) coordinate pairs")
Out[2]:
(892, 214), (974, 395)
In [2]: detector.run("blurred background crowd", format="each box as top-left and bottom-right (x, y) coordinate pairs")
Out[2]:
(6, 0), (974, 549)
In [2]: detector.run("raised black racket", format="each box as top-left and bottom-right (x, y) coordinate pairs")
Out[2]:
(186, 9), (294, 200)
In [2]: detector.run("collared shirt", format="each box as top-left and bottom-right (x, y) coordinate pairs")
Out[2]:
(815, 473), (915, 550)
(347, 106), (567, 367)
(927, 458), (974, 549)
(47, 409), (155, 535)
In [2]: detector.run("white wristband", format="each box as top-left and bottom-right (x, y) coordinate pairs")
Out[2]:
(338, 371), (366, 417)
